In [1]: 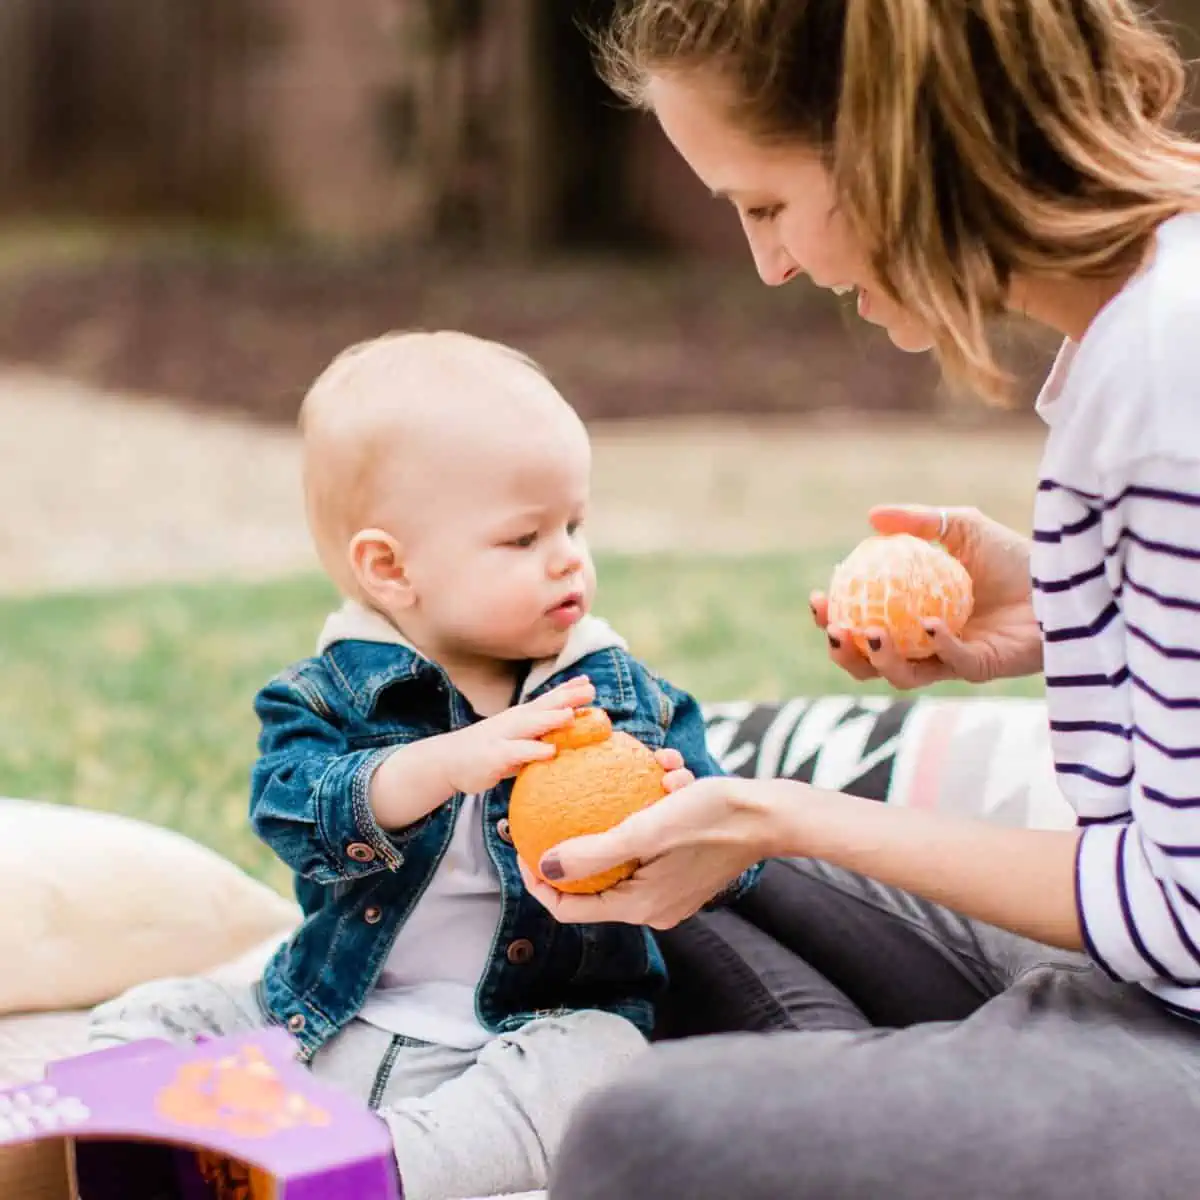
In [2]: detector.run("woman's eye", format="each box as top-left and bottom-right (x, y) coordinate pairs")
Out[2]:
(746, 204), (782, 223)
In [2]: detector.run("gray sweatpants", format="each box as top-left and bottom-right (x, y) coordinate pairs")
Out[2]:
(552, 857), (1200, 1200)
(88, 983), (645, 1200)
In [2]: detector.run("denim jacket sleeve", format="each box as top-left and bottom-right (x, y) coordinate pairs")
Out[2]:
(655, 676), (764, 907)
(249, 668), (404, 884)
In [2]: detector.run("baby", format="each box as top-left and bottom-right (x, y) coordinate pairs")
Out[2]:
(89, 330), (760, 1199)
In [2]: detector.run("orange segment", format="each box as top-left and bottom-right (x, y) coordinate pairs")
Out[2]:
(826, 533), (974, 660)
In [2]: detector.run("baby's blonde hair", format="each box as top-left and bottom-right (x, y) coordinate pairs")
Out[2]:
(299, 330), (550, 596)
(599, 0), (1200, 402)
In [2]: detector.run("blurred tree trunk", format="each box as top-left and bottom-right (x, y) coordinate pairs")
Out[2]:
(398, 0), (551, 252)
(504, 0), (553, 251)
(0, 0), (36, 197)
(0, 0), (274, 223)
(408, 0), (471, 237)
(1162, 0), (1200, 134)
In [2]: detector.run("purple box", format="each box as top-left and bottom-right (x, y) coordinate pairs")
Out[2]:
(0, 1029), (401, 1199)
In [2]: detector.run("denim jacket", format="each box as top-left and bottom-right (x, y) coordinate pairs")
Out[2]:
(249, 603), (761, 1059)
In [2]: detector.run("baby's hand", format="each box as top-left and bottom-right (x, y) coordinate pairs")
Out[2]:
(440, 677), (596, 796)
(654, 747), (695, 794)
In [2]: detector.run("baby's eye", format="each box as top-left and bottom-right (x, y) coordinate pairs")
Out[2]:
(507, 532), (538, 549)
(567, 519), (584, 536)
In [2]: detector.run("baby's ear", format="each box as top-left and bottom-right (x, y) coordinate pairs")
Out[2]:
(348, 529), (414, 609)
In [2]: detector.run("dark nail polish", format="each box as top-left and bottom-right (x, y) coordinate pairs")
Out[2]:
(923, 624), (937, 638)
(827, 634), (841, 651)
(540, 855), (564, 881)
(867, 637), (881, 653)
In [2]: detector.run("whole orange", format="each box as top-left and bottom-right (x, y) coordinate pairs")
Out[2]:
(509, 707), (665, 894)
(826, 533), (974, 660)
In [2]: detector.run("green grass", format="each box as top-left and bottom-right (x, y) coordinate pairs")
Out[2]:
(0, 553), (1040, 894)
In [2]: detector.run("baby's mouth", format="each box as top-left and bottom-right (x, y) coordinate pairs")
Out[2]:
(547, 593), (585, 625)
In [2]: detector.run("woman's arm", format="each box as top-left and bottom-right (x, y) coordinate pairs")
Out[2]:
(766, 784), (1084, 949)
(525, 772), (1083, 944)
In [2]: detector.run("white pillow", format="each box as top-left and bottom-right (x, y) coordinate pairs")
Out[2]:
(0, 799), (300, 1015)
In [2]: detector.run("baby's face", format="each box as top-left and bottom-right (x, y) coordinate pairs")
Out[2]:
(396, 416), (597, 665)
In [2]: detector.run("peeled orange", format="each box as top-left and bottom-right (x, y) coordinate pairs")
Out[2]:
(509, 707), (665, 894)
(826, 533), (974, 660)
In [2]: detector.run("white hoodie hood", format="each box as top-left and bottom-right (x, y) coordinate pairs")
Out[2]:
(316, 601), (627, 699)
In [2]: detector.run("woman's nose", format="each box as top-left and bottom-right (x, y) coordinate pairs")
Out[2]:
(748, 233), (799, 288)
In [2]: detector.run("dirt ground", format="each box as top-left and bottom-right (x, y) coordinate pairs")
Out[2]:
(0, 368), (1045, 594)
(0, 244), (1055, 425)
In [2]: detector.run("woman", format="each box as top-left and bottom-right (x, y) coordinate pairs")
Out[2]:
(521, 2), (1200, 1196)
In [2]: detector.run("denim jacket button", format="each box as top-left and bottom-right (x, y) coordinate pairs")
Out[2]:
(364, 905), (383, 925)
(287, 1014), (306, 1033)
(347, 842), (376, 863)
(506, 939), (535, 965)
(496, 818), (513, 845)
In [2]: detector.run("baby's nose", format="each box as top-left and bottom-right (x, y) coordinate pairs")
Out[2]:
(551, 547), (583, 577)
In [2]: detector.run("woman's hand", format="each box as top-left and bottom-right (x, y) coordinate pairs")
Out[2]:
(518, 773), (769, 930)
(810, 504), (1042, 690)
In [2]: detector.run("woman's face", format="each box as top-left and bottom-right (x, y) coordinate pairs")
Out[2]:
(647, 72), (934, 353)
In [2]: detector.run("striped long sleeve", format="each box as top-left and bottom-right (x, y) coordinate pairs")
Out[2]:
(1037, 456), (1200, 1012)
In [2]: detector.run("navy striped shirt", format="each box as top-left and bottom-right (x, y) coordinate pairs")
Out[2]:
(1034, 212), (1200, 1016)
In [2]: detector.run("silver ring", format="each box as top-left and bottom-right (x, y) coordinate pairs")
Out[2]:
(937, 508), (949, 541)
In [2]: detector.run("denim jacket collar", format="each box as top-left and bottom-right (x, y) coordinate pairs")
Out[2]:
(315, 601), (635, 719)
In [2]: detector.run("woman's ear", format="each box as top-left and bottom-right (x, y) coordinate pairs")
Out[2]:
(347, 529), (415, 611)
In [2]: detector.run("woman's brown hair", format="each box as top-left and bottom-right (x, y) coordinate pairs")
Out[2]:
(598, 1), (1200, 400)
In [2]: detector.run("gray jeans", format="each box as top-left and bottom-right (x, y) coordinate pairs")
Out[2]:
(552, 857), (1200, 1200)
(88, 983), (645, 1200)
